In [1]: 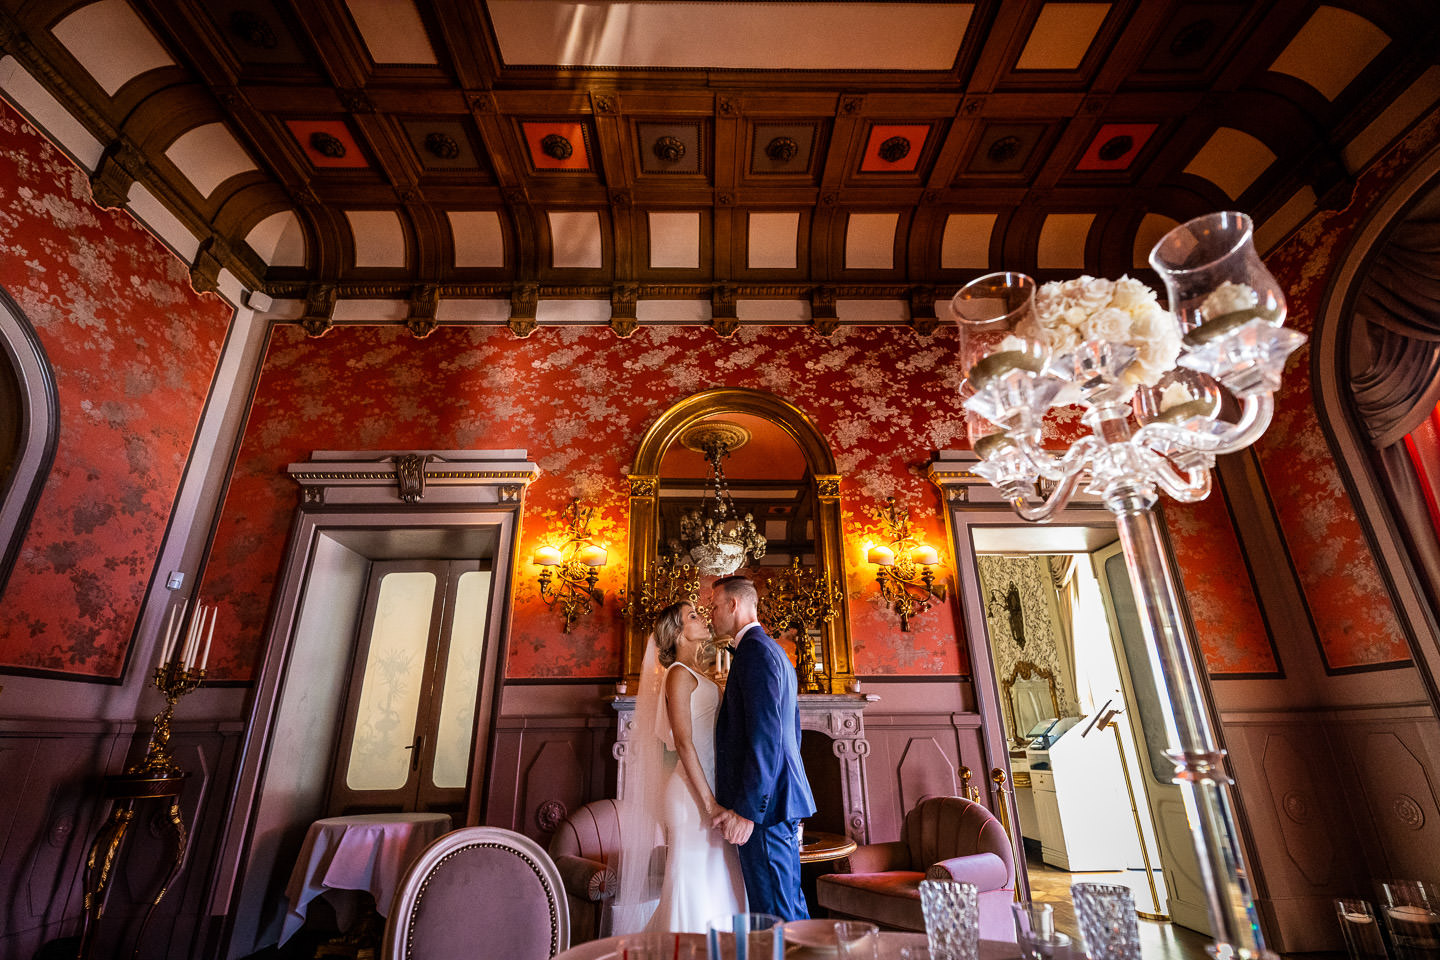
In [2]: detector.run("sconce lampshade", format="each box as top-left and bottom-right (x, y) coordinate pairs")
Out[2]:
(867, 544), (896, 566)
(579, 543), (608, 567)
(533, 545), (564, 566)
(911, 545), (940, 566)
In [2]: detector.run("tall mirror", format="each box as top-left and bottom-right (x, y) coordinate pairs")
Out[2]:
(625, 388), (852, 693)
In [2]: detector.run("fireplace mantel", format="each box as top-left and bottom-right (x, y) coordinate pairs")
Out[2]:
(611, 692), (877, 842)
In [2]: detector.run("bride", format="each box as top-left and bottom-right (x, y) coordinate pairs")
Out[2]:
(613, 601), (747, 933)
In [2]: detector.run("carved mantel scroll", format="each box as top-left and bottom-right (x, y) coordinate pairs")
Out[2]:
(611, 693), (876, 843)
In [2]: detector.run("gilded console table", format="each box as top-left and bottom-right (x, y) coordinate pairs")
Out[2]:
(77, 771), (189, 960)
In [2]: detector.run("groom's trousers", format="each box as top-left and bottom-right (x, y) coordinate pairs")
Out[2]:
(737, 818), (809, 921)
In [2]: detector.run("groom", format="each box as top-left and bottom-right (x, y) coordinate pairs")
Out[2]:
(709, 574), (815, 921)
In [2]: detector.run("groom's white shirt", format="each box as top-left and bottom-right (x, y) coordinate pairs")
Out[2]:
(732, 620), (762, 647)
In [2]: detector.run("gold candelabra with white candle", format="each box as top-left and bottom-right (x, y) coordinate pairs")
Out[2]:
(130, 600), (216, 778)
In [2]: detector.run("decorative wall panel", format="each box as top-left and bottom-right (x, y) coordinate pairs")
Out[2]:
(0, 103), (231, 677)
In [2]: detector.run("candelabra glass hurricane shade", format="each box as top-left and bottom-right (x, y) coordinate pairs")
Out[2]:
(919, 879), (979, 960)
(952, 272), (1059, 434)
(1376, 880), (1440, 960)
(707, 913), (785, 960)
(1071, 883), (1142, 960)
(1335, 899), (1390, 960)
(1149, 211), (1303, 397)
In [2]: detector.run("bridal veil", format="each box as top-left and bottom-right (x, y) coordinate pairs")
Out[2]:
(611, 635), (671, 935)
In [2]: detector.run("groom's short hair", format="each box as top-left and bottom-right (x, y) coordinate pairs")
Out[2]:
(713, 575), (758, 608)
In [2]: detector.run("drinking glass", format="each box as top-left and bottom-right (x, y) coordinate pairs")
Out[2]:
(835, 920), (879, 959)
(1071, 882), (1141, 960)
(1013, 901), (1074, 960)
(1377, 880), (1440, 960)
(620, 931), (666, 960)
(919, 878), (979, 960)
(706, 913), (785, 960)
(1335, 899), (1389, 960)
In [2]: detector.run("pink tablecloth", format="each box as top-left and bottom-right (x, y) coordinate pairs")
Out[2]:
(281, 812), (452, 943)
(553, 931), (1019, 960)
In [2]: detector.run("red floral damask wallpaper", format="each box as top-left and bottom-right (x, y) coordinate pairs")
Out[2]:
(1162, 492), (1277, 676)
(201, 317), (1279, 683)
(1253, 107), (1440, 669)
(0, 103), (230, 677)
(200, 323), (975, 681)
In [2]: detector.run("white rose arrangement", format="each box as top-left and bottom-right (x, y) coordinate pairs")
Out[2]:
(1018, 275), (1181, 387)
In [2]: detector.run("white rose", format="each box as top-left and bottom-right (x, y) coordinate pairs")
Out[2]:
(1159, 382), (1192, 411)
(1135, 326), (1181, 375)
(1075, 276), (1114, 312)
(1048, 325), (1082, 354)
(998, 334), (1029, 353)
(1110, 276), (1158, 312)
(1084, 307), (1132, 343)
(1127, 302), (1173, 340)
(1201, 281), (1258, 319)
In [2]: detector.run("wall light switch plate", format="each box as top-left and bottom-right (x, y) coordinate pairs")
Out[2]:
(167, 572), (185, 589)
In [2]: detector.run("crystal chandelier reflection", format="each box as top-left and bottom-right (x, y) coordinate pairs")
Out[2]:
(677, 422), (767, 577)
(955, 212), (1304, 960)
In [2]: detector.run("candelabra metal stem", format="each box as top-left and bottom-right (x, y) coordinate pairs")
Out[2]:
(1108, 489), (1264, 959)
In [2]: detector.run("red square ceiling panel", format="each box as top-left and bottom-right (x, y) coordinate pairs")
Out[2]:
(1076, 123), (1158, 171)
(522, 121), (593, 171)
(285, 119), (370, 169)
(860, 124), (931, 173)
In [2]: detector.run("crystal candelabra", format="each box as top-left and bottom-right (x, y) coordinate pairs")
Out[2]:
(955, 212), (1304, 960)
(133, 601), (216, 777)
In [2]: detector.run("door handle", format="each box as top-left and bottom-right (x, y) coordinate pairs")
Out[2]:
(405, 734), (426, 772)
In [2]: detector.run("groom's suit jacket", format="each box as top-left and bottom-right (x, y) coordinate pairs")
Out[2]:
(714, 624), (816, 826)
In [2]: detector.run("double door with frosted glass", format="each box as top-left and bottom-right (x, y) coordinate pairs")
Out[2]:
(327, 559), (493, 820)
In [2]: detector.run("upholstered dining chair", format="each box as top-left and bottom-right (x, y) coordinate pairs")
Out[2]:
(382, 826), (569, 960)
(815, 795), (1017, 941)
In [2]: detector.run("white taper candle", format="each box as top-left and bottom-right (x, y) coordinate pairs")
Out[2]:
(199, 606), (216, 671)
(160, 603), (179, 666)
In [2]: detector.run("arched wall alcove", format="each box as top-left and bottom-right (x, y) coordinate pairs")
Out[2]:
(0, 285), (58, 598)
(624, 387), (851, 688)
(1311, 141), (1440, 713)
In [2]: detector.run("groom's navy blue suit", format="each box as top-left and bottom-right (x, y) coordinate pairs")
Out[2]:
(714, 623), (816, 921)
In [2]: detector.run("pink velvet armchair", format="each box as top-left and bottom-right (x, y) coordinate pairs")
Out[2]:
(547, 799), (623, 943)
(815, 796), (1016, 941)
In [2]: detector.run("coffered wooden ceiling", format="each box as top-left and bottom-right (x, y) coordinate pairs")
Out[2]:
(1, 0), (1437, 336)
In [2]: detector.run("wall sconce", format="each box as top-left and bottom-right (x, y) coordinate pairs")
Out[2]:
(866, 496), (947, 631)
(534, 499), (608, 632)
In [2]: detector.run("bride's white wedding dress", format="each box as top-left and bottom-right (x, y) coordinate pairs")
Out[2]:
(647, 661), (747, 933)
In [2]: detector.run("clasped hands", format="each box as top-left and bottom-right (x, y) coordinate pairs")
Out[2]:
(710, 807), (754, 845)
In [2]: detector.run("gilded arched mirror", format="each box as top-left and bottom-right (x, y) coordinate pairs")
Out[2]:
(625, 388), (852, 693)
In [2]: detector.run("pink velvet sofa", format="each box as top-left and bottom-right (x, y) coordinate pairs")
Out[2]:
(815, 795), (1016, 941)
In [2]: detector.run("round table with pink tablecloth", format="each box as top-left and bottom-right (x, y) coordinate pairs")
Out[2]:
(280, 812), (452, 943)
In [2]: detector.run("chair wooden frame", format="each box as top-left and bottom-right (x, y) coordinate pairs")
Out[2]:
(382, 826), (569, 960)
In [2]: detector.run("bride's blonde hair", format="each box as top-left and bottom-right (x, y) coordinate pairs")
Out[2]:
(652, 601), (689, 667)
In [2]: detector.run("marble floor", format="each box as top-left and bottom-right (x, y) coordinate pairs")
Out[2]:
(1024, 855), (1212, 960)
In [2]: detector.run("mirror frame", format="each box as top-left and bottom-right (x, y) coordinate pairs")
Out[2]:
(625, 388), (851, 692)
(1001, 659), (1061, 746)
